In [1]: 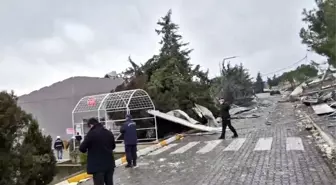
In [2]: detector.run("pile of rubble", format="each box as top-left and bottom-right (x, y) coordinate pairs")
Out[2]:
(285, 73), (336, 123)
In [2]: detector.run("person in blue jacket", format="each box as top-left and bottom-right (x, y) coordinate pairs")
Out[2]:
(120, 114), (138, 168)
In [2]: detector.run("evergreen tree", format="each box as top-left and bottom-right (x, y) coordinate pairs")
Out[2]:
(18, 120), (57, 185)
(215, 62), (254, 104)
(300, 0), (336, 67)
(255, 72), (264, 93)
(267, 77), (272, 88)
(272, 75), (279, 86)
(146, 10), (215, 115)
(113, 9), (217, 120)
(0, 91), (56, 185)
(279, 64), (318, 87)
(0, 91), (26, 185)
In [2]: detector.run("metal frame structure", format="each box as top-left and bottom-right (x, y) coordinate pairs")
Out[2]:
(71, 89), (158, 145)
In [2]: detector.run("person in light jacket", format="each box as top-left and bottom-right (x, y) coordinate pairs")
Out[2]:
(79, 118), (116, 185)
(120, 114), (138, 168)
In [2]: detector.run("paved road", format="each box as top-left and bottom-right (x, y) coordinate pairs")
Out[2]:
(82, 95), (336, 185)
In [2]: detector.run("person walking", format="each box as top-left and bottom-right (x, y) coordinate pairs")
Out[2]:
(79, 117), (116, 185)
(54, 136), (64, 160)
(219, 99), (238, 139)
(120, 114), (138, 168)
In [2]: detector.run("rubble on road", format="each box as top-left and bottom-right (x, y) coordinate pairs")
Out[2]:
(311, 103), (335, 115)
(285, 71), (336, 168)
(294, 109), (336, 168)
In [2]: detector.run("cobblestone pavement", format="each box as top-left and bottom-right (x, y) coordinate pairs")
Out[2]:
(82, 95), (336, 185)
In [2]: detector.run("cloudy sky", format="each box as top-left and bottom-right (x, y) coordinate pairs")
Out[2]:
(0, 0), (325, 95)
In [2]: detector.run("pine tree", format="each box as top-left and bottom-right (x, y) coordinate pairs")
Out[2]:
(0, 91), (29, 185)
(146, 9), (213, 116)
(300, 0), (336, 67)
(0, 91), (56, 185)
(155, 9), (192, 74)
(18, 120), (57, 185)
(217, 62), (254, 104)
(254, 72), (264, 93)
(272, 75), (279, 86)
(267, 77), (272, 88)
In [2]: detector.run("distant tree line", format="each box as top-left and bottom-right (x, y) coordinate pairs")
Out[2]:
(266, 64), (319, 89)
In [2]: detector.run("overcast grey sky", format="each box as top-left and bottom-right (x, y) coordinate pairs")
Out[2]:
(0, 0), (325, 95)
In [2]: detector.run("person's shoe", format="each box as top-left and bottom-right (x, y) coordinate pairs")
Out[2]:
(133, 161), (137, 167)
(232, 135), (238, 138)
(219, 136), (225, 139)
(125, 164), (133, 168)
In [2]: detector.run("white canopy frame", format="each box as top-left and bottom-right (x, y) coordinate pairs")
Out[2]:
(72, 89), (158, 145)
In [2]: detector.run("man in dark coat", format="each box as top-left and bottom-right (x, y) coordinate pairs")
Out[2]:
(219, 100), (238, 139)
(79, 118), (116, 185)
(54, 136), (64, 160)
(120, 114), (138, 168)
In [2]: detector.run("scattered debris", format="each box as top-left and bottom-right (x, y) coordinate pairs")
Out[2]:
(229, 106), (252, 115)
(301, 96), (319, 105)
(148, 101), (262, 134)
(305, 125), (313, 131)
(158, 158), (166, 162)
(294, 109), (336, 168)
(281, 71), (336, 169)
(270, 89), (281, 95)
(166, 110), (199, 125)
(147, 110), (221, 132)
(311, 104), (335, 115)
(193, 104), (218, 127)
(290, 83), (305, 97)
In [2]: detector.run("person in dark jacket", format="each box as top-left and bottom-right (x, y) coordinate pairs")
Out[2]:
(79, 118), (116, 185)
(54, 136), (64, 160)
(120, 114), (138, 168)
(219, 99), (238, 139)
(75, 132), (82, 143)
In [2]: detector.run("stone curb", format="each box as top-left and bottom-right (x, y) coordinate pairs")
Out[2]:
(54, 134), (184, 185)
(303, 112), (336, 150)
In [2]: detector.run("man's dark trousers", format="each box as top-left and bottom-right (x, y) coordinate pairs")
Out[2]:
(92, 168), (114, 185)
(125, 145), (137, 166)
(221, 119), (238, 138)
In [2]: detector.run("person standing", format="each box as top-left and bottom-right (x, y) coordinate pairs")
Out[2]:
(75, 132), (82, 143)
(54, 136), (64, 160)
(79, 118), (116, 185)
(120, 114), (138, 168)
(219, 100), (238, 139)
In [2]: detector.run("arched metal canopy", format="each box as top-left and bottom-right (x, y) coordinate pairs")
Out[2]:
(72, 89), (155, 113)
